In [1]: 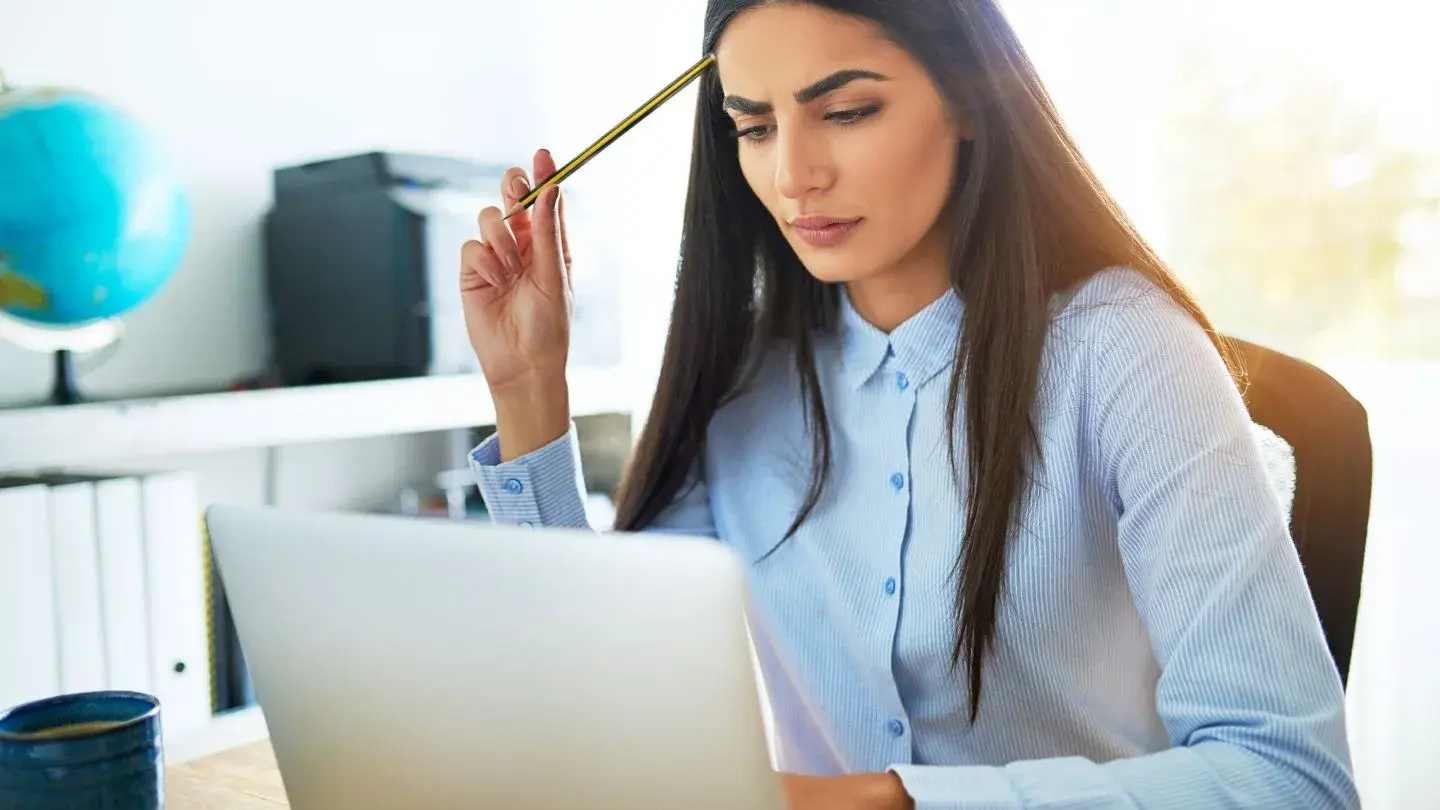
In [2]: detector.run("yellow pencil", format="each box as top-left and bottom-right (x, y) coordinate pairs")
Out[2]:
(504, 53), (716, 220)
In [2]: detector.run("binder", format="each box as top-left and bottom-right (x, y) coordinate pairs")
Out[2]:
(93, 476), (154, 694)
(0, 481), (60, 710)
(139, 470), (213, 735)
(44, 476), (108, 694)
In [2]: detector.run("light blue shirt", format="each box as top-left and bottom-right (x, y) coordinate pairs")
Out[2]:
(470, 268), (1357, 809)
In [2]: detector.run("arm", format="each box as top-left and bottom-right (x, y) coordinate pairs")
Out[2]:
(469, 421), (717, 537)
(886, 278), (1358, 809)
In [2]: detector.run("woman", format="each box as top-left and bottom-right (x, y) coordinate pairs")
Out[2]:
(458, 1), (1358, 808)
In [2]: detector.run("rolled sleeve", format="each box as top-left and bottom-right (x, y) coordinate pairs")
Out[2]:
(889, 763), (1024, 810)
(469, 423), (591, 530)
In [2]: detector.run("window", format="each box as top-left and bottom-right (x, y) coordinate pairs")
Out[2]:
(1003, 3), (1436, 807)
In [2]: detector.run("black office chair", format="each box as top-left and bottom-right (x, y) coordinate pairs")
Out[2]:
(1228, 337), (1373, 685)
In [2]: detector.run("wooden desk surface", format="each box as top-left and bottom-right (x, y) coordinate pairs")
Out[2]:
(167, 741), (288, 809)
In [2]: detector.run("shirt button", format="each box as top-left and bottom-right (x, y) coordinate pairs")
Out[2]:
(518, 521), (535, 529)
(884, 577), (897, 597)
(889, 472), (905, 492)
(896, 372), (910, 392)
(504, 478), (524, 495)
(887, 718), (906, 738)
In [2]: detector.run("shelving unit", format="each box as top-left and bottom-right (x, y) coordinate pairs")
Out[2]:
(0, 368), (636, 474)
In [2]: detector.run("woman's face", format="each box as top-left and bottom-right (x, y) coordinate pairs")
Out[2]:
(715, 2), (966, 290)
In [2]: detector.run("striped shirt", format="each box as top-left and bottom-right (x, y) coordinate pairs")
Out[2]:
(470, 267), (1358, 809)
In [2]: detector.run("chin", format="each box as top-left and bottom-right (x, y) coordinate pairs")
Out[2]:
(779, 239), (864, 283)
(791, 249), (883, 286)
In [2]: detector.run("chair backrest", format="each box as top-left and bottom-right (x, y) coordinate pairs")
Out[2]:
(1229, 337), (1373, 685)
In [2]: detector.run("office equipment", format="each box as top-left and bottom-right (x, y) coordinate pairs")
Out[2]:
(205, 504), (782, 810)
(263, 152), (503, 385)
(262, 151), (623, 386)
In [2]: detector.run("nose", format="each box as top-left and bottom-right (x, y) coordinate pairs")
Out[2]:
(774, 126), (834, 201)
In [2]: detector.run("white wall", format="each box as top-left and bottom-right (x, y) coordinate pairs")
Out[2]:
(0, 0), (704, 407)
(1330, 363), (1440, 810)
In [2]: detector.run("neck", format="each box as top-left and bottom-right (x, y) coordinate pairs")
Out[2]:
(845, 226), (953, 332)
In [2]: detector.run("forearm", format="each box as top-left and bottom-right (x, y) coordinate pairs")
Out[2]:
(888, 737), (1354, 809)
(782, 772), (913, 810)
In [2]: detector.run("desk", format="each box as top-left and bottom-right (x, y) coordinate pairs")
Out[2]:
(166, 741), (287, 808)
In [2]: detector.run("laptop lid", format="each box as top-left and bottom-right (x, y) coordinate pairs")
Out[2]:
(204, 504), (782, 810)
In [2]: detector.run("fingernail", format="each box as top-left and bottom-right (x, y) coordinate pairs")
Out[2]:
(511, 175), (529, 198)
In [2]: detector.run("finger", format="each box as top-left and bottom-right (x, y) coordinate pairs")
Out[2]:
(529, 149), (567, 291)
(556, 187), (573, 296)
(478, 207), (522, 277)
(461, 239), (507, 290)
(501, 167), (533, 250)
(533, 147), (559, 186)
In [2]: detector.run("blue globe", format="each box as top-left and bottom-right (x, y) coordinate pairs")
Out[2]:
(0, 83), (190, 327)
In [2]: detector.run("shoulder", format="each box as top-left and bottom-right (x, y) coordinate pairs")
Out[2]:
(1050, 265), (1193, 345)
(1048, 265), (1228, 384)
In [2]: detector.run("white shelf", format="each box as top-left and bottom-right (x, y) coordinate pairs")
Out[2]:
(0, 368), (634, 475)
(166, 705), (270, 765)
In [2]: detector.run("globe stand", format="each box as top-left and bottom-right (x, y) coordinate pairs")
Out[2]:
(0, 314), (122, 407)
(51, 349), (80, 405)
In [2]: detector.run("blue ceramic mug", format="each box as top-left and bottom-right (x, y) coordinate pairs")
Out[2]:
(0, 691), (164, 809)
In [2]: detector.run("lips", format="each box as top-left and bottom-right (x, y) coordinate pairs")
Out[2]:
(789, 215), (863, 248)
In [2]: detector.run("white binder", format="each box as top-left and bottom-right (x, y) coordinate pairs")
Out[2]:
(0, 480), (60, 710)
(46, 477), (108, 694)
(139, 470), (213, 734)
(93, 476), (154, 694)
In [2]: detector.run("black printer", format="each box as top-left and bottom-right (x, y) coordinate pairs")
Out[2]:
(263, 151), (508, 385)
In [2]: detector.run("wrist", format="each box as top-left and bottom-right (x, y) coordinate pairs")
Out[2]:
(873, 771), (912, 810)
(491, 370), (570, 462)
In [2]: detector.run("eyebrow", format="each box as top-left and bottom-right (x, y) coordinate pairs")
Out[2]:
(721, 69), (890, 115)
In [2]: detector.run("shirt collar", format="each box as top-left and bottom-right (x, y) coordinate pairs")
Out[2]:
(837, 285), (963, 390)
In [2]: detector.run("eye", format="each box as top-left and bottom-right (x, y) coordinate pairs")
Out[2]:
(825, 102), (884, 126)
(731, 124), (775, 143)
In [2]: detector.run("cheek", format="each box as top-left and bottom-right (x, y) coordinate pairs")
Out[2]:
(846, 118), (957, 229)
(737, 149), (779, 214)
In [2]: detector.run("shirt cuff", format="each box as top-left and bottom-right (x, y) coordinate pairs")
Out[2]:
(887, 764), (1021, 810)
(890, 758), (1132, 810)
(468, 423), (590, 529)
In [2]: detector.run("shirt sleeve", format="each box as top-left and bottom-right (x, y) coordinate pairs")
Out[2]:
(888, 275), (1359, 809)
(469, 421), (717, 537)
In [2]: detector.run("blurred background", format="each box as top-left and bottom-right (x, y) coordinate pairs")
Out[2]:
(0, 0), (1434, 805)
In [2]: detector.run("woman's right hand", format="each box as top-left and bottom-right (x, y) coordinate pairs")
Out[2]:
(461, 148), (575, 460)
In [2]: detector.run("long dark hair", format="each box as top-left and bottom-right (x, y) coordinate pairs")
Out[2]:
(613, 0), (1237, 722)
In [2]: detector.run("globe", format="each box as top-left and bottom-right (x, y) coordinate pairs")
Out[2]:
(0, 76), (191, 330)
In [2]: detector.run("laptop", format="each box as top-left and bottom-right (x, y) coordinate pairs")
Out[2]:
(204, 504), (784, 810)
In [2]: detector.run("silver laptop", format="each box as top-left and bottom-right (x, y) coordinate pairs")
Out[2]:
(204, 504), (783, 810)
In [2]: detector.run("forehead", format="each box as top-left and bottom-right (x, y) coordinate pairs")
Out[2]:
(714, 4), (905, 92)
